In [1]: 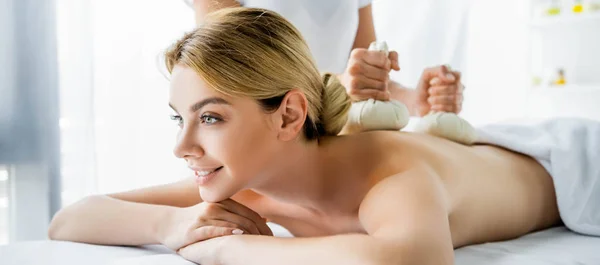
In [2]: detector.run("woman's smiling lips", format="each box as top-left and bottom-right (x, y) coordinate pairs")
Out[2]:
(190, 166), (223, 185)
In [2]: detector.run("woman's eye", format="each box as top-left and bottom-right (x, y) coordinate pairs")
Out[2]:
(200, 114), (222, 125)
(170, 115), (183, 127)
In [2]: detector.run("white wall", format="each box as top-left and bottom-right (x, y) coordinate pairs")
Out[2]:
(462, 0), (533, 125)
(373, 0), (533, 126)
(57, 0), (196, 199)
(91, 0), (195, 193)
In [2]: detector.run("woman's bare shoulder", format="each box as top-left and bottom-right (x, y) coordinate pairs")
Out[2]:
(358, 165), (453, 257)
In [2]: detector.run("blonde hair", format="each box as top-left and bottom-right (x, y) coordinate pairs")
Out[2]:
(164, 7), (350, 139)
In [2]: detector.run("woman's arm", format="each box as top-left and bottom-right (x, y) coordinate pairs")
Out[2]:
(48, 177), (201, 245)
(179, 167), (454, 265)
(49, 176), (271, 249)
(192, 0), (240, 26)
(216, 234), (400, 265)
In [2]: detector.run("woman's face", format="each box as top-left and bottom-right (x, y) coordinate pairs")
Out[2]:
(168, 65), (283, 202)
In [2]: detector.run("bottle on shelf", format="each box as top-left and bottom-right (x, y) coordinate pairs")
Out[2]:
(573, 0), (585, 13)
(534, 0), (562, 17)
(550, 68), (567, 86)
(547, 0), (562, 15)
(590, 0), (600, 12)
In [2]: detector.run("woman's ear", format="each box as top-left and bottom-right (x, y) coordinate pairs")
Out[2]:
(276, 89), (308, 141)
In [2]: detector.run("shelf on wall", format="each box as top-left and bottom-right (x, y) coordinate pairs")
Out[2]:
(526, 84), (600, 121)
(531, 12), (600, 27)
(530, 84), (600, 92)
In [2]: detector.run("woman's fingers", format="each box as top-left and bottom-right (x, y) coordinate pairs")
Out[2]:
(201, 219), (249, 234)
(213, 209), (261, 235)
(190, 225), (244, 243)
(218, 199), (272, 236)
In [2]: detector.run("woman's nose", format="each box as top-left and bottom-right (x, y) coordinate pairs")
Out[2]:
(173, 127), (204, 159)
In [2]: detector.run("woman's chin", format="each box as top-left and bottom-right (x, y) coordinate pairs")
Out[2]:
(198, 186), (236, 203)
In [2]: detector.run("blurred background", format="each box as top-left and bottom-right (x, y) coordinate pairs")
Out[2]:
(1, 0), (599, 245)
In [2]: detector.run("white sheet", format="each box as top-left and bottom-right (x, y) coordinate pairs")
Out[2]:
(476, 118), (600, 236)
(1, 227), (599, 265)
(455, 227), (600, 265)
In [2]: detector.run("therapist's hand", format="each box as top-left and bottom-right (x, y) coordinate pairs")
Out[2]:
(415, 65), (464, 116)
(339, 48), (401, 101)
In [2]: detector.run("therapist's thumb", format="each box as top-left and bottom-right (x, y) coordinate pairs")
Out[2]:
(428, 65), (457, 86)
(438, 65), (456, 82)
(389, 51), (400, 71)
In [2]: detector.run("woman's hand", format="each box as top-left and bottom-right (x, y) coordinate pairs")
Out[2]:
(158, 199), (272, 251)
(178, 236), (233, 265)
(415, 65), (464, 116)
(339, 48), (401, 102)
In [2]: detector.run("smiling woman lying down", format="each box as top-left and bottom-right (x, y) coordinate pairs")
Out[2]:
(48, 7), (600, 265)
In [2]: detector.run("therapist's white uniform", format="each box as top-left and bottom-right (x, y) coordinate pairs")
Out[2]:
(239, 0), (372, 74)
(238, 0), (471, 87)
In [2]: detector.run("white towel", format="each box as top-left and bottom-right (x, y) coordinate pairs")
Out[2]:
(475, 118), (600, 236)
(109, 254), (193, 265)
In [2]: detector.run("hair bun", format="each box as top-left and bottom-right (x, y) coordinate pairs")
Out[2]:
(319, 73), (351, 136)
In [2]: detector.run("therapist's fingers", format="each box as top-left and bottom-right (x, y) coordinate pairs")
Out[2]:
(432, 104), (460, 113)
(428, 94), (463, 114)
(428, 84), (462, 96)
(356, 76), (387, 91)
(427, 93), (463, 105)
(423, 65), (457, 86)
(389, 51), (400, 71)
(346, 77), (389, 101)
(453, 70), (462, 82)
(438, 65), (456, 82)
(347, 61), (389, 82)
(352, 89), (390, 101)
(351, 48), (391, 70)
(428, 95), (456, 106)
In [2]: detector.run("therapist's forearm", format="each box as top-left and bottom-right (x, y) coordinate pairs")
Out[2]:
(220, 234), (399, 265)
(389, 80), (420, 116)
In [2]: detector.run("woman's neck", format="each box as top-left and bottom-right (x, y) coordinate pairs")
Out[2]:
(250, 137), (367, 215)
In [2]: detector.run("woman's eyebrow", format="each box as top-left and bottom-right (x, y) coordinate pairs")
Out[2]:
(189, 97), (231, 113)
(168, 103), (178, 113)
(168, 97), (230, 114)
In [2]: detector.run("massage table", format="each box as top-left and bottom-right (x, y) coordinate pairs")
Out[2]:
(2, 225), (599, 265)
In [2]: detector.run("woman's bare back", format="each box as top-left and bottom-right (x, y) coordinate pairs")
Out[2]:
(399, 132), (561, 247)
(241, 131), (561, 248)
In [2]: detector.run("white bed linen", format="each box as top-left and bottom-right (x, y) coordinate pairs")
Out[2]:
(1, 227), (599, 265)
(475, 118), (600, 236)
